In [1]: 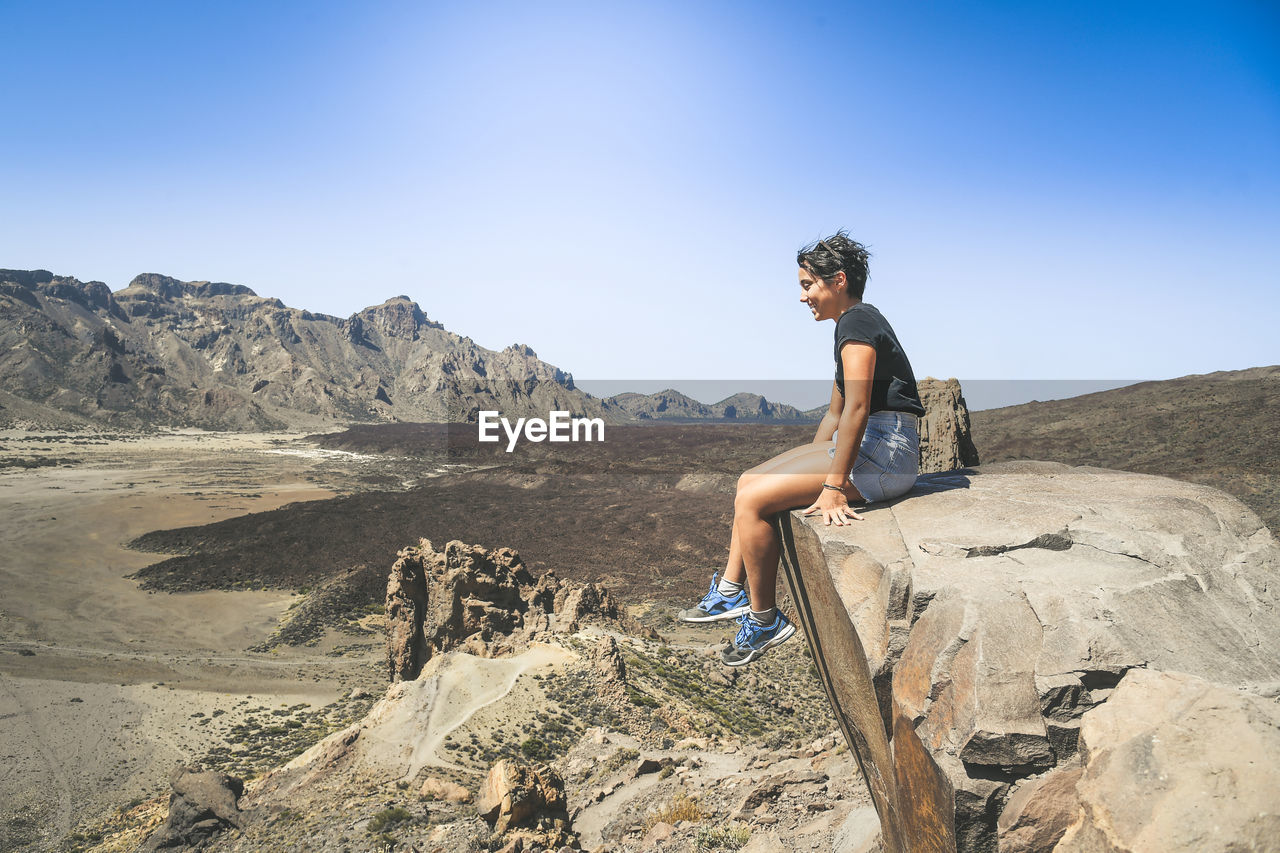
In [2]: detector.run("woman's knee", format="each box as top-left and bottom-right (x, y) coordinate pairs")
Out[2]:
(733, 483), (762, 518)
(737, 469), (764, 492)
(734, 477), (786, 519)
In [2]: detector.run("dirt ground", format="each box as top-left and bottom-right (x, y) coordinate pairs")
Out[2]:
(0, 424), (833, 853)
(0, 431), (394, 852)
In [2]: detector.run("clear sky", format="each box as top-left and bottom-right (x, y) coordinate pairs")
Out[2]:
(3, 0), (1277, 409)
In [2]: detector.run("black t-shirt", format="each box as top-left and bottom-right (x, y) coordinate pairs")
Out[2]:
(834, 302), (926, 416)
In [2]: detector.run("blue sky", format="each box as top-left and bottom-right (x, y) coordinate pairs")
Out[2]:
(2, 0), (1277, 408)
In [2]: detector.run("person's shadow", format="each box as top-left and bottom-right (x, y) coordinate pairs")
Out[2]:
(904, 468), (974, 497)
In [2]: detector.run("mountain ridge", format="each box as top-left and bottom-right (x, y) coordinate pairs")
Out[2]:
(0, 268), (822, 431)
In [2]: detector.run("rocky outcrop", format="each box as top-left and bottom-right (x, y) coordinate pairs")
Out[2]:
(386, 539), (644, 681)
(386, 546), (434, 681)
(235, 644), (576, 851)
(917, 377), (979, 473)
(0, 269), (617, 429)
(776, 461), (1280, 852)
(593, 634), (627, 684)
(476, 758), (569, 835)
(140, 766), (245, 851)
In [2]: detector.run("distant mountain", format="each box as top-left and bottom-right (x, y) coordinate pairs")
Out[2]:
(0, 269), (620, 430)
(971, 366), (1280, 533)
(606, 388), (818, 423)
(0, 269), (822, 431)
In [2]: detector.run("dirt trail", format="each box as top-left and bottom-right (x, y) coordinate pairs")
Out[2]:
(407, 644), (574, 775)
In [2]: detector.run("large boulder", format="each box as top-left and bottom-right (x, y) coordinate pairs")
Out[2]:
(140, 766), (245, 851)
(385, 539), (533, 680)
(776, 461), (1280, 852)
(476, 758), (568, 834)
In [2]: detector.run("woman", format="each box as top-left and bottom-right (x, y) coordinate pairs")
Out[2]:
(678, 231), (926, 666)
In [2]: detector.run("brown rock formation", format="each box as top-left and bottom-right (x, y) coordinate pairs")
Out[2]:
(552, 580), (623, 633)
(140, 766), (245, 851)
(997, 763), (1084, 853)
(593, 634), (627, 684)
(775, 461), (1280, 852)
(385, 549), (432, 681)
(476, 758), (569, 834)
(386, 538), (644, 681)
(917, 377), (979, 473)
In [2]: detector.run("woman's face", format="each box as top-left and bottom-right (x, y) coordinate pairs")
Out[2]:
(798, 266), (848, 321)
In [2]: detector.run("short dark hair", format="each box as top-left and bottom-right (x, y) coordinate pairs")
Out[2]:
(797, 230), (871, 299)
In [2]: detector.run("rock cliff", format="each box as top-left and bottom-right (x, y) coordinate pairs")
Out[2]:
(776, 461), (1280, 852)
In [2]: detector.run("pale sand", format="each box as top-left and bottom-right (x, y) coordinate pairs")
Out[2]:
(402, 643), (574, 777)
(276, 643), (575, 784)
(0, 431), (388, 850)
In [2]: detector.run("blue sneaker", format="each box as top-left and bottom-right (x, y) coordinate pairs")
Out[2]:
(719, 612), (797, 666)
(677, 573), (750, 623)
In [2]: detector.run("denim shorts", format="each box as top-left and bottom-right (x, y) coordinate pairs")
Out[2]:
(828, 410), (920, 503)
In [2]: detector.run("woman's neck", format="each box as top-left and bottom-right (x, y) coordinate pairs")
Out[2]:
(836, 298), (862, 317)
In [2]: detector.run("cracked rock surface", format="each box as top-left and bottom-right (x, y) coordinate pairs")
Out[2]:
(780, 460), (1280, 853)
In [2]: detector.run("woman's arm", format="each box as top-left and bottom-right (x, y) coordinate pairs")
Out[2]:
(827, 342), (874, 481)
(804, 341), (875, 525)
(813, 380), (843, 443)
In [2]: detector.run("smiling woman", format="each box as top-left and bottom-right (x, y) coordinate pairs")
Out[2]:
(678, 231), (926, 667)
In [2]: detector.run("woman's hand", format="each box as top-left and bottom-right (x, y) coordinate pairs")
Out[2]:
(802, 486), (864, 526)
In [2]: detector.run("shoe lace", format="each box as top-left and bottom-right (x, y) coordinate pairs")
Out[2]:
(734, 613), (764, 648)
(698, 573), (725, 608)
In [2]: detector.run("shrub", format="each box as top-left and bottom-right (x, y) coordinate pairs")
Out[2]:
(695, 821), (752, 851)
(520, 736), (552, 761)
(367, 806), (412, 833)
(602, 747), (640, 774)
(645, 792), (704, 829)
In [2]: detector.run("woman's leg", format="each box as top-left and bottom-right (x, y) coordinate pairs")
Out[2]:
(732, 443), (861, 611)
(722, 441), (837, 585)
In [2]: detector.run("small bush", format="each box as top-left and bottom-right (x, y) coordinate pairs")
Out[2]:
(602, 747), (640, 774)
(367, 806), (412, 833)
(695, 821), (752, 851)
(646, 792), (704, 829)
(520, 736), (551, 761)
